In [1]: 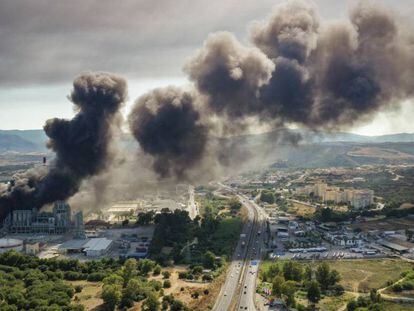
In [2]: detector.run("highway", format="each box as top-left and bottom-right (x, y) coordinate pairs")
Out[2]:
(236, 197), (267, 311)
(213, 183), (267, 311)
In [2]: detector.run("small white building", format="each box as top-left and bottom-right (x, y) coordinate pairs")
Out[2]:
(83, 238), (113, 257)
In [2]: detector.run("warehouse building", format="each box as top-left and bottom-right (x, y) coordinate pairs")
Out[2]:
(58, 237), (113, 257)
(83, 238), (113, 257)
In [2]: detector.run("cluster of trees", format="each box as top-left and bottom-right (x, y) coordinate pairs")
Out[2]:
(149, 198), (243, 266)
(390, 271), (414, 292)
(101, 258), (188, 311)
(261, 262), (343, 309)
(347, 289), (383, 311)
(0, 252), (86, 310)
(177, 261), (213, 282)
(149, 209), (198, 264)
(313, 207), (353, 223)
(260, 190), (276, 204)
(0, 251), (190, 311)
(228, 197), (242, 213)
(0, 250), (122, 281)
(136, 210), (156, 226)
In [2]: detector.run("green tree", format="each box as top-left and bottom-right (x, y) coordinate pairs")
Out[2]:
(139, 259), (155, 276)
(103, 274), (123, 287)
(142, 293), (160, 311)
(120, 278), (143, 308)
(272, 276), (284, 297)
(153, 265), (161, 276)
(228, 197), (242, 211)
(101, 284), (122, 311)
(346, 299), (357, 311)
(202, 251), (216, 269)
(137, 211), (155, 225)
(170, 299), (189, 311)
(316, 263), (331, 290)
(283, 261), (303, 282)
(260, 190), (275, 204)
(121, 258), (137, 287)
(329, 269), (341, 286)
(304, 265), (313, 282)
(307, 281), (321, 307)
(281, 280), (297, 307)
(163, 280), (171, 288)
(320, 208), (332, 222)
(370, 289), (381, 303)
(316, 263), (341, 290)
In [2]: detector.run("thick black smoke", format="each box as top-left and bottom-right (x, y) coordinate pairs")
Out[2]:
(128, 87), (208, 179)
(184, 32), (274, 119)
(250, 0), (319, 63)
(129, 0), (414, 179)
(0, 72), (127, 219)
(185, 0), (414, 128)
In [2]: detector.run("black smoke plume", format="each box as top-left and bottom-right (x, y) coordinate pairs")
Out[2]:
(130, 0), (414, 179)
(128, 87), (208, 179)
(0, 72), (127, 220)
(184, 32), (274, 119)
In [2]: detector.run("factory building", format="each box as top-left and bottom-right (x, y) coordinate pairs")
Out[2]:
(83, 238), (113, 257)
(3, 201), (72, 234)
(58, 237), (113, 257)
(74, 211), (86, 239)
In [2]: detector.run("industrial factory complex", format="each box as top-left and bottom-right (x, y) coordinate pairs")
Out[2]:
(0, 200), (155, 260)
(0, 187), (194, 261)
(3, 201), (73, 234)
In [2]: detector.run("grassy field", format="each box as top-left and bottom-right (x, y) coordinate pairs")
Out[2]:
(260, 259), (414, 310)
(69, 280), (103, 310)
(305, 259), (413, 292)
(350, 217), (414, 232)
(318, 293), (355, 311)
(383, 301), (414, 310)
(289, 201), (315, 217)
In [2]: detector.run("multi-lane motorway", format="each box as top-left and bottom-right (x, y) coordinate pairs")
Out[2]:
(236, 197), (266, 311)
(213, 184), (267, 311)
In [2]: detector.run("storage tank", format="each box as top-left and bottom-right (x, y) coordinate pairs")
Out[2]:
(0, 238), (23, 253)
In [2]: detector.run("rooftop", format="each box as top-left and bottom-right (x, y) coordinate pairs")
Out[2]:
(83, 238), (112, 251)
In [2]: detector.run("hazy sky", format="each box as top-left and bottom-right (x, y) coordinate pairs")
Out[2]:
(0, 0), (413, 135)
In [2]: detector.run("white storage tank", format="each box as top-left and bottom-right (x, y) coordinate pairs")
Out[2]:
(0, 238), (23, 253)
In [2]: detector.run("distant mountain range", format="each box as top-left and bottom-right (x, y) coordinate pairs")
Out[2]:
(0, 130), (48, 152)
(1, 128), (414, 154)
(303, 131), (414, 143)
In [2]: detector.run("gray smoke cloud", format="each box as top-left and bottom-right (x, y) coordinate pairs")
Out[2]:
(128, 87), (208, 179)
(250, 0), (319, 63)
(184, 31), (274, 119)
(255, 0), (414, 128)
(0, 72), (127, 219)
(128, 0), (414, 179)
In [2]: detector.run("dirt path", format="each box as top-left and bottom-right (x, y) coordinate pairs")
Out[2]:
(337, 270), (373, 311)
(377, 275), (414, 303)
